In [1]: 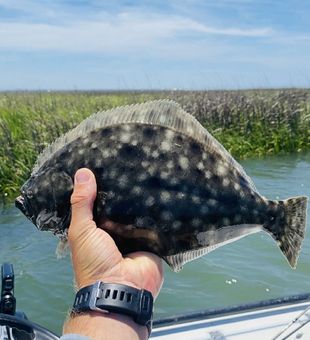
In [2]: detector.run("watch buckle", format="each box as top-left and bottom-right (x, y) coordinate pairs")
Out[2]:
(89, 281), (109, 313)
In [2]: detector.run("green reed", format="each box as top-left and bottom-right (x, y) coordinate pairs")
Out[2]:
(0, 89), (309, 200)
(0, 91), (159, 199)
(169, 89), (310, 158)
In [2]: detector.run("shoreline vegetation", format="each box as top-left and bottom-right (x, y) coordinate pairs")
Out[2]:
(1, 89), (309, 201)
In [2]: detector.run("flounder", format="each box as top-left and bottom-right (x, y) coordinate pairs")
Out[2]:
(15, 100), (308, 271)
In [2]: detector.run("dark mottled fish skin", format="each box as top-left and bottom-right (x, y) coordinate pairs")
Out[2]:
(15, 101), (308, 271)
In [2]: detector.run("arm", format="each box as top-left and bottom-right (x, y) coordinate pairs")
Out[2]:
(62, 168), (164, 339)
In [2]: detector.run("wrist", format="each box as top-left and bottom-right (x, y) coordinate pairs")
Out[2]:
(70, 281), (153, 338)
(77, 277), (142, 292)
(64, 310), (149, 340)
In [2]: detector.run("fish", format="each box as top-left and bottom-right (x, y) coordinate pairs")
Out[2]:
(15, 100), (308, 271)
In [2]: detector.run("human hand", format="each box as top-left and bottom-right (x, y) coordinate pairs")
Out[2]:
(68, 168), (164, 299)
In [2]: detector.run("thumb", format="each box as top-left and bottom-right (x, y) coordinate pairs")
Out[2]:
(69, 168), (97, 236)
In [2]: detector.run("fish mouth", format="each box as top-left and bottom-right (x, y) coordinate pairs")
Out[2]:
(15, 195), (27, 215)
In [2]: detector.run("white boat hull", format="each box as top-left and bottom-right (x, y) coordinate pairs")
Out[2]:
(152, 295), (310, 339)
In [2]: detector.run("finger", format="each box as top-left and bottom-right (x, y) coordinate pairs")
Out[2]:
(69, 168), (97, 235)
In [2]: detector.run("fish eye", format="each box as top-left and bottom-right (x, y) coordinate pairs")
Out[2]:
(26, 190), (34, 199)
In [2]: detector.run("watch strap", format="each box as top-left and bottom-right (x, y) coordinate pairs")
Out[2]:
(72, 282), (153, 335)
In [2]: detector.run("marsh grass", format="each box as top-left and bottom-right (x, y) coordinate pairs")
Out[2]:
(0, 89), (309, 200)
(0, 91), (159, 199)
(170, 89), (310, 158)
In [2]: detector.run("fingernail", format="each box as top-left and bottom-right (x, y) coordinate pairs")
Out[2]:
(75, 170), (91, 184)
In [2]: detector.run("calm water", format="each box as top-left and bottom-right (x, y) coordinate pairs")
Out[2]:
(0, 153), (309, 335)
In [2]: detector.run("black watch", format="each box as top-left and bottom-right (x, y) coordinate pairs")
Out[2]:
(72, 281), (153, 336)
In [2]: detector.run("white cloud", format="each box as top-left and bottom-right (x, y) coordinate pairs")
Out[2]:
(0, 12), (273, 53)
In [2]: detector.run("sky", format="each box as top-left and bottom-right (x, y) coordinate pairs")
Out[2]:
(0, 0), (309, 90)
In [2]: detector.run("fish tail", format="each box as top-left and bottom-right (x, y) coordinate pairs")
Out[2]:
(266, 196), (308, 268)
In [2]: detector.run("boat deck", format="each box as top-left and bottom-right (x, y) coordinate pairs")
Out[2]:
(151, 294), (310, 339)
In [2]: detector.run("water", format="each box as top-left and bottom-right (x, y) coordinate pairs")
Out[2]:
(0, 153), (309, 335)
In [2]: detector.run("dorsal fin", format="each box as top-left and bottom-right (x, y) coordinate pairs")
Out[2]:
(32, 100), (257, 191)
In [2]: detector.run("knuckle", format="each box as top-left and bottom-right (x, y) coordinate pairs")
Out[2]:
(70, 192), (88, 205)
(68, 220), (95, 241)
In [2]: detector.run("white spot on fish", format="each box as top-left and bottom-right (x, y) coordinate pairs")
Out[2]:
(191, 195), (201, 204)
(111, 149), (118, 157)
(95, 159), (102, 167)
(234, 183), (241, 191)
(160, 171), (169, 180)
(109, 169), (118, 179)
(142, 146), (151, 155)
(120, 133), (131, 143)
(67, 158), (74, 167)
(191, 218), (202, 227)
(78, 149), (84, 155)
(172, 221), (182, 230)
(165, 130), (175, 139)
(122, 125), (132, 132)
(132, 186), (142, 195)
(176, 192), (185, 199)
(102, 150), (110, 158)
(160, 191), (171, 202)
(91, 142), (97, 149)
(197, 162), (204, 170)
(152, 150), (159, 158)
(147, 166), (156, 176)
(141, 161), (150, 168)
(170, 178), (179, 186)
(118, 175), (128, 188)
(160, 141), (171, 151)
(217, 164), (227, 176)
(145, 196), (155, 207)
(205, 170), (212, 179)
(255, 197), (261, 204)
(107, 191), (115, 199)
(167, 160), (174, 169)
(223, 178), (230, 187)
(207, 199), (217, 207)
(200, 205), (209, 214)
(161, 210), (173, 221)
(137, 173), (147, 182)
(131, 140), (138, 146)
(179, 156), (189, 170)
(135, 217), (145, 227)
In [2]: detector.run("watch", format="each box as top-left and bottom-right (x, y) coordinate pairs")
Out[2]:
(72, 281), (153, 335)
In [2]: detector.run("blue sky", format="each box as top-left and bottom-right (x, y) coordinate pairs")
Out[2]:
(0, 0), (309, 90)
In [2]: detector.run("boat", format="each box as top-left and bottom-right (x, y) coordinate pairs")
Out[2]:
(151, 293), (310, 339)
(1, 263), (309, 339)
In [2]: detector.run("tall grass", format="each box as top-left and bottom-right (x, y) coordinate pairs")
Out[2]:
(0, 89), (309, 201)
(0, 91), (159, 199)
(170, 89), (310, 158)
